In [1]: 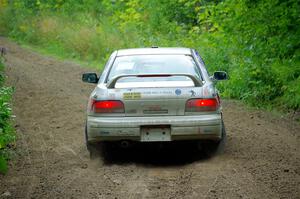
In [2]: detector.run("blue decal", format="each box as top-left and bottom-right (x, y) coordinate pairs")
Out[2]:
(100, 131), (110, 135)
(189, 90), (196, 97)
(175, 89), (182, 96)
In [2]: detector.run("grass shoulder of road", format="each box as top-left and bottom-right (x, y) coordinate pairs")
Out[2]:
(9, 37), (104, 71)
(0, 57), (15, 174)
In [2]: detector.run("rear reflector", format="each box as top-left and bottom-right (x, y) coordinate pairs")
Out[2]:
(185, 98), (218, 112)
(91, 100), (124, 113)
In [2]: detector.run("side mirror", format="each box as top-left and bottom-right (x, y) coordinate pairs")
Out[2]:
(82, 73), (98, 84)
(213, 71), (228, 81)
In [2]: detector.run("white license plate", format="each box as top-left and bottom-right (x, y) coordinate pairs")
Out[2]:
(141, 126), (171, 142)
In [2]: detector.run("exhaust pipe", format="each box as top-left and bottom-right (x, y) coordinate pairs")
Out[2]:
(120, 140), (130, 148)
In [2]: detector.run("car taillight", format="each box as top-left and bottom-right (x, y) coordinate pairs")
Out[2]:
(90, 100), (125, 113)
(185, 98), (219, 112)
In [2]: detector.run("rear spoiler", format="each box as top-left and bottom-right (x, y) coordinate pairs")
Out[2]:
(106, 74), (203, 88)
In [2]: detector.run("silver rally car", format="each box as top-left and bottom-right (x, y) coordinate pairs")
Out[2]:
(82, 47), (228, 156)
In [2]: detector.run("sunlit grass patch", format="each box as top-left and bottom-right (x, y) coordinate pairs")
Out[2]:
(0, 59), (15, 174)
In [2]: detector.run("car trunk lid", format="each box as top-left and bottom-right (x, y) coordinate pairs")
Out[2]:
(109, 86), (203, 116)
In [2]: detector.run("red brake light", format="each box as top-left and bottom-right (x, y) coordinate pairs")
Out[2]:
(185, 98), (218, 112)
(91, 100), (124, 113)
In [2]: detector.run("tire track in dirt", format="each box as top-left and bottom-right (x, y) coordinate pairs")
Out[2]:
(0, 37), (299, 199)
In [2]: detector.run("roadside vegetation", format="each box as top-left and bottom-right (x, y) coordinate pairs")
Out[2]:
(0, 0), (299, 112)
(0, 56), (15, 174)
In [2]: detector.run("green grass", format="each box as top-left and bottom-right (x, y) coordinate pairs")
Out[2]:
(0, 58), (15, 174)
(17, 40), (103, 70)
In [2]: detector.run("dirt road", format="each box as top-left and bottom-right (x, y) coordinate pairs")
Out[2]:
(0, 37), (299, 199)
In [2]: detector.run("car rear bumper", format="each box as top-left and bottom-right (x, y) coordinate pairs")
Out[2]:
(86, 114), (223, 142)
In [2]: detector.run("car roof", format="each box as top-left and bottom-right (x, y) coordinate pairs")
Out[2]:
(116, 47), (192, 56)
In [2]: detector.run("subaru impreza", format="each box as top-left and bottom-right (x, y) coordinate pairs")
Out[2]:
(82, 47), (227, 157)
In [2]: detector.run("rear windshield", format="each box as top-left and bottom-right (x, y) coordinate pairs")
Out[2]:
(107, 55), (201, 82)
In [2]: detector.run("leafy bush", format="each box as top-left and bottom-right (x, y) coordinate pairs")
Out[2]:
(0, 59), (15, 174)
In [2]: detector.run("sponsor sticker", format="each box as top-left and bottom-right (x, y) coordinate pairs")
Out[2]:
(189, 90), (196, 97)
(141, 91), (172, 95)
(100, 131), (110, 135)
(123, 92), (141, 100)
(175, 89), (182, 96)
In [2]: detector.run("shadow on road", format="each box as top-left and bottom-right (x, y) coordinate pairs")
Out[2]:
(97, 141), (213, 167)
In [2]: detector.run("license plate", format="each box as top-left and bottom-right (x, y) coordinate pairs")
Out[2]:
(141, 125), (171, 142)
